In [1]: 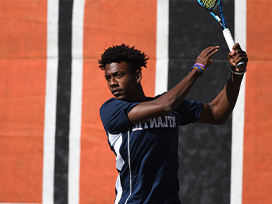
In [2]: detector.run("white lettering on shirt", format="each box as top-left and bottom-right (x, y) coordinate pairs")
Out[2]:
(132, 115), (176, 132)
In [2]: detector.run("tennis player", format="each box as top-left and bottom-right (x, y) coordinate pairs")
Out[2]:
(99, 43), (248, 204)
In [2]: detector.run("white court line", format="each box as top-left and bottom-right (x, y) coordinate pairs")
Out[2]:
(68, 0), (85, 204)
(42, 0), (59, 204)
(231, 0), (247, 204)
(155, 0), (169, 95)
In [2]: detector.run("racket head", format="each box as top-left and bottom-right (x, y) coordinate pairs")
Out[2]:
(197, 0), (219, 11)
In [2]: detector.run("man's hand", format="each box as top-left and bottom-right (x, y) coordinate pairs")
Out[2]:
(195, 46), (219, 68)
(228, 43), (248, 71)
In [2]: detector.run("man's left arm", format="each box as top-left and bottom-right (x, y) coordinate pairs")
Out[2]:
(197, 43), (248, 125)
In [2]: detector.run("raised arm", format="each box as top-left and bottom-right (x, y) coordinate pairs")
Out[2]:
(128, 46), (219, 124)
(196, 43), (248, 124)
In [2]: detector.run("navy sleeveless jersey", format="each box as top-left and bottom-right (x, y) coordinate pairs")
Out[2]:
(100, 97), (203, 204)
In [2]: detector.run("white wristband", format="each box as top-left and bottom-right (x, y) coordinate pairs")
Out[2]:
(231, 68), (247, 75)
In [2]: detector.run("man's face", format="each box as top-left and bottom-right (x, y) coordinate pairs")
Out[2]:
(104, 62), (139, 101)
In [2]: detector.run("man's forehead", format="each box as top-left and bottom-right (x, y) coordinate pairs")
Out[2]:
(105, 62), (130, 74)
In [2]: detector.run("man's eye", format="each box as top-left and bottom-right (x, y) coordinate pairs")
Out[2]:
(116, 73), (123, 78)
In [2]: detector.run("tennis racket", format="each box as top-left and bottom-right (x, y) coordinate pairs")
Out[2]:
(197, 0), (244, 68)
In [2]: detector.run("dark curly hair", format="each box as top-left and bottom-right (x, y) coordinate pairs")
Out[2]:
(98, 43), (149, 72)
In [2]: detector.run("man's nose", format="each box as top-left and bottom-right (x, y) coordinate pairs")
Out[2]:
(109, 77), (118, 86)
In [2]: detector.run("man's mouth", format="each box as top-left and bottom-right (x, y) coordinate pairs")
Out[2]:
(111, 89), (122, 96)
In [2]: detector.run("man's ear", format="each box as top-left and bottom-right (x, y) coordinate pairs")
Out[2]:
(135, 69), (142, 84)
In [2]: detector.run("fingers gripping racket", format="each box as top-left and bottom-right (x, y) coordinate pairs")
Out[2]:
(197, 0), (244, 68)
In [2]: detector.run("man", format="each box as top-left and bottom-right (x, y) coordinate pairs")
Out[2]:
(99, 43), (248, 204)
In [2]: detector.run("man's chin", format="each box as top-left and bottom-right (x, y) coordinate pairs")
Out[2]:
(114, 95), (126, 101)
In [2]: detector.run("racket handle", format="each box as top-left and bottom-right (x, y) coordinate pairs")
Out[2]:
(223, 28), (244, 69)
(223, 28), (234, 51)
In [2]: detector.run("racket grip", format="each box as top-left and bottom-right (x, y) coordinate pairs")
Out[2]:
(223, 28), (245, 69)
(223, 28), (234, 51)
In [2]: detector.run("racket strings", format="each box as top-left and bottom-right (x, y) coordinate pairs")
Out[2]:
(199, 0), (218, 10)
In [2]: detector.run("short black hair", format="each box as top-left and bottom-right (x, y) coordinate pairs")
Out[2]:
(98, 43), (149, 72)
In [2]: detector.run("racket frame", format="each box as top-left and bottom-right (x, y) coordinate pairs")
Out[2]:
(197, 0), (244, 68)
